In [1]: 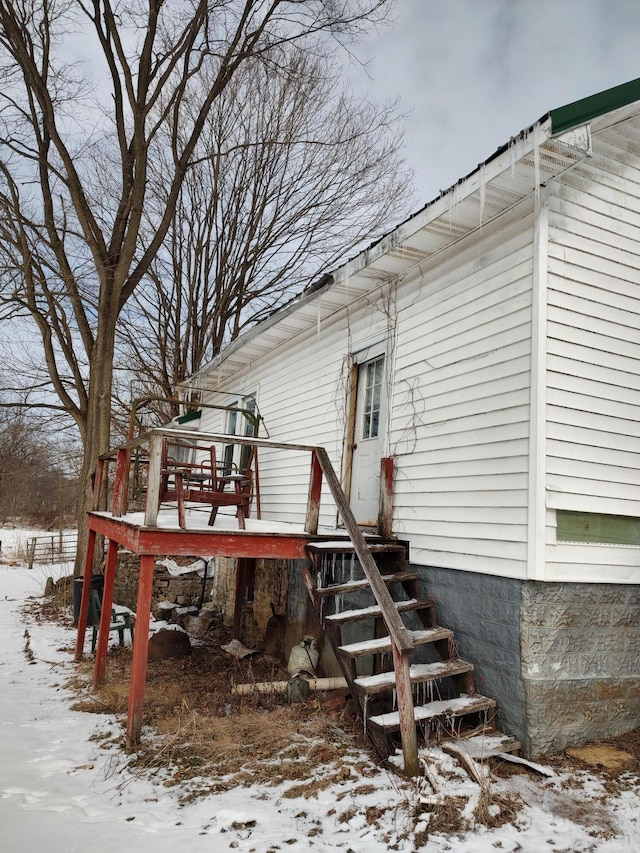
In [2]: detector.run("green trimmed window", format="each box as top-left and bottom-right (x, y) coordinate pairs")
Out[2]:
(556, 511), (640, 545)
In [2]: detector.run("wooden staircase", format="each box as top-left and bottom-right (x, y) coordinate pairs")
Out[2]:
(304, 540), (505, 765)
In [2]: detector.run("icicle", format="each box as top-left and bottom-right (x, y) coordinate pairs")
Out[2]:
(509, 137), (517, 179)
(316, 296), (322, 337)
(478, 164), (486, 225)
(534, 142), (541, 206)
(363, 695), (369, 737)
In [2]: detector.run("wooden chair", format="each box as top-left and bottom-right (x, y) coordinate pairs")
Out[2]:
(88, 589), (134, 654)
(158, 437), (251, 529)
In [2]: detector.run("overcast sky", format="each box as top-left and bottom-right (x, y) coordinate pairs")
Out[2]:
(349, 0), (640, 205)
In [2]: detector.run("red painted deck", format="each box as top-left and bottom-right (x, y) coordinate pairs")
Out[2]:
(74, 428), (354, 748)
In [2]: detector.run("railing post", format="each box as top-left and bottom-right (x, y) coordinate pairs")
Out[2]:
(144, 434), (162, 527)
(378, 457), (394, 538)
(111, 448), (129, 517)
(392, 642), (420, 777)
(305, 450), (323, 535)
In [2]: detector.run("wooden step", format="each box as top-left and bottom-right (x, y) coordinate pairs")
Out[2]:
(316, 570), (418, 598)
(354, 658), (474, 696)
(307, 541), (406, 555)
(368, 695), (496, 731)
(324, 597), (434, 626)
(442, 733), (521, 761)
(338, 626), (451, 658)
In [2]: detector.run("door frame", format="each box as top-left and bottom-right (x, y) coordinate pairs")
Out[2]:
(343, 338), (388, 519)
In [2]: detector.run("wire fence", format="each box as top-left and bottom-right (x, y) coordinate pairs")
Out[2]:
(26, 531), (78, 569)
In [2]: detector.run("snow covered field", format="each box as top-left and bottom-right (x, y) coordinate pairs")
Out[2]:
(0, 528), (639, 852)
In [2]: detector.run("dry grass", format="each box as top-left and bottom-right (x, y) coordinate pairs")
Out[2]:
(63, 615), (373, 805)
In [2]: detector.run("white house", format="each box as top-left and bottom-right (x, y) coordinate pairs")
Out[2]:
(185, 79), (640, 755)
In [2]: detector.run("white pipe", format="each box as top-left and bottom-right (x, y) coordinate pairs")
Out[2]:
(231, 676), (347, 695)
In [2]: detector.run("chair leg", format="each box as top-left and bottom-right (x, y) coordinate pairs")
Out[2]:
(176, 472), (186, 528)
(208, 505), (219, 526)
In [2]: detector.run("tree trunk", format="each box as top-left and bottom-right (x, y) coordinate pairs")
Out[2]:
(74, 311), (118, 576)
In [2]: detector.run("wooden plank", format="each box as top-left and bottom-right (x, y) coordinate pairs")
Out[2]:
(369, 695), (496, 731)
(325, 597), (434, 626)
(126, 553), (154, 749)
(378, 457), (394, 538)
(315, 570), (417, 598)
(339, 627), (452, 658)
(355, 659), (474, 695)
(392, 642), (419, 778)
(304, 450), (323, 535)
(144, 434), (162, 527)
(111, 448), (129, 517)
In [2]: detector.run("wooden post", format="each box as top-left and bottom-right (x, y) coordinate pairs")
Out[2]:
(378, 457), (394, 538)
(92, 459), (106, 511)
(144, 435), (162, 527)
(111, 448), (129, 517)
(126, 553), (155, 748)
(305, 450), (323, 534)
(392, 642), (419, 777)
(74, 528), (97, 661)
(93, 538), (119, 687)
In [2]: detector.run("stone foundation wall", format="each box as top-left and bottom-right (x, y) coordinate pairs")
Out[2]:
(521, 581), (640, 756)
(114, 553), (215, 613)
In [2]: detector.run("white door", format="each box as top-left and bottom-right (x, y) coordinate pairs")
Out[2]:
(349, 353), (386, 524)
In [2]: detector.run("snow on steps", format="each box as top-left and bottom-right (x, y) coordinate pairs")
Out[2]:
(338, 626), (451, 658)
(354, 659), (474, 695)
(324, 597), (434, 626)
(368, 695), (496, 732)
(315, 570), (418, 598)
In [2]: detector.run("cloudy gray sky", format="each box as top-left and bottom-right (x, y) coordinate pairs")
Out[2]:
(349, 0), (640, 204)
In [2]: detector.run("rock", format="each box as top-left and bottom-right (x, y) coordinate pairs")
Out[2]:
(148, 628), (192, 661)
(184, 610), (216, 638)
(286, 676), (311, 702)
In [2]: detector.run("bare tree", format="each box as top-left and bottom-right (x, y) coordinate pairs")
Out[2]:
(0, 0), (394, 569)
(120, 52), (413, 420)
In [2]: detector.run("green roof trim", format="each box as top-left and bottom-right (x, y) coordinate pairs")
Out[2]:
(176, 409), (201, 425)
(551, 77), (640, 135)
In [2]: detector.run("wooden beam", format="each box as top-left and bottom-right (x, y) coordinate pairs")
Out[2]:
(144, 434), (162, 527)
(305, 450), (323, 534)
(126, 554), (155, 748)
(392, 642), (419, 777)
(378, 457), (394, 538)
(111, 448), (129, 517)
(74, 528), (97, 661)
(93, 539), (119, 686)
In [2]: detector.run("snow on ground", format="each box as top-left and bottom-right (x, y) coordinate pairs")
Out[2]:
(1, 528), (639, 852)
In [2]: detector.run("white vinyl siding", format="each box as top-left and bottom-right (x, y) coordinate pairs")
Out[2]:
(390, 220), (534, 578)
(544, 140), (640, 581)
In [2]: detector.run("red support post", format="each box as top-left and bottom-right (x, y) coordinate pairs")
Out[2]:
(74, 528), (97, 661)
(305, 450), (323, 534)
(126, 553), (155, 748)
(93, 539), (119, 687)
